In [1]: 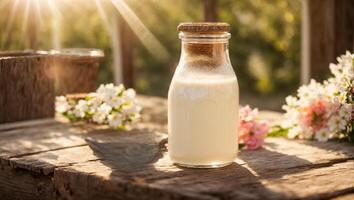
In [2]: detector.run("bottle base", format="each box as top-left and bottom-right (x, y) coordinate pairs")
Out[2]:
(174, 161), (234, 169)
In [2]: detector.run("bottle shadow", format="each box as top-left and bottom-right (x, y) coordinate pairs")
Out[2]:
(85, 130), (315, 199)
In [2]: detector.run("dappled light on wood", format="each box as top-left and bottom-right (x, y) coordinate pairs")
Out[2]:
(1, 96), (354, 199)
(1, 0), (354, 199)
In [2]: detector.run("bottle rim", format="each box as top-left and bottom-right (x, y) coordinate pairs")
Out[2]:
(179, 32), (231, 42)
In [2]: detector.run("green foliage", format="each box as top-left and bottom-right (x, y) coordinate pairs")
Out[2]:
(0, 0), (301, 102)
(267, 125), (289, 137)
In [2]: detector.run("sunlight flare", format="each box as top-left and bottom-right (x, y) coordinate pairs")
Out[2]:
(2, 0), (20, 47)
(94, 0), (112, 34)
(33, 0), (44, 27)
(20, 0), (31, 44)
(47, 0), (62, 49)
(110, 0), (170, 61)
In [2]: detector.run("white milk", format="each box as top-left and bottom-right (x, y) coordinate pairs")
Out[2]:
(168, 75), (239, 167)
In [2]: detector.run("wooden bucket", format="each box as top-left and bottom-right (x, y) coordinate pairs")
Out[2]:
(0, 49), (104, 123)
(44, 49), (104, 95)
(0, 52), (55, 123)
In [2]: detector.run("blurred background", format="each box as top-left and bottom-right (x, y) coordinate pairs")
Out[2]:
(0, 0), (352, 110)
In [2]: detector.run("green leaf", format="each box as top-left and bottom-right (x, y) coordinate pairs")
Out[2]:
(267, 125), (289, 137)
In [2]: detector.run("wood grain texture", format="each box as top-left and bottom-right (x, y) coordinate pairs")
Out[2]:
(52, 55), (102, 95)
(308, 0), (354, 81)
(0, 51), (102, 123)
(0, 161), (55, 200)
(0, 96), (353, 200)
(0, 53), (55, 123)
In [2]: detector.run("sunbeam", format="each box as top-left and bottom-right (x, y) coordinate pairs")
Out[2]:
(94, 0), (112, 34)
(33, 0), (44, 27)
(0, 0), (11, 15)
(2, 0), (170, 62)
(110, 0), (170, 61)
(47, 0), (62, 49)
(20, 0), (31, 46)
(2, 0), (20, 48)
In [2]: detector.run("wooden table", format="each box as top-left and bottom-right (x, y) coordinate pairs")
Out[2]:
(1, 96), (353, 200)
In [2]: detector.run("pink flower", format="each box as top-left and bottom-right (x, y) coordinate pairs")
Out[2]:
(244, 136), (264, 150)
(239, 105), (269, 150)
(301, 100), (329, 132)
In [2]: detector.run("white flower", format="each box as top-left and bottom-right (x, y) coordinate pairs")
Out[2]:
(98, 103), (112, 115)
(339, 104), (352, 121)
(123, 88), (136, 101)
(315, 128), (330, 142)
(122, 103), (142, 115)
(92, 103), (112, 124)
(55, 96), (71, 113)
(56, 83), (141, 129)
(300, 126), (314, 140)
(106, 96), (124, 108)
(328, 115), (347, 132)
(131, 113), (141, 122)
(73, 100), (89, 118)
(108, 112), (122, 128)
(285, 96), (298, 107)
(282, 52), (353, 142)
(87, 95), (102, 110)
(97, 84), (119, 102)
(92, 112), (106, 124)
(281, 111), (298, 128)
(288, 126), (301, 139)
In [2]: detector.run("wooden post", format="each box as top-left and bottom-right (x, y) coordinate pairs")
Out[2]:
(306, 0), (354, 81)
(112, 16), (123, 85)
(26, 0), (39, 49)
(203, 0), (218, 22)
(115, 15), (135, 88)
(334, 0), (354, 55)
(301, 0), (310, 84)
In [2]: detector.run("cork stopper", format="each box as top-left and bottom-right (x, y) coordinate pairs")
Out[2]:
(177, 22), (230, 34)
(178, 22), (230, 67)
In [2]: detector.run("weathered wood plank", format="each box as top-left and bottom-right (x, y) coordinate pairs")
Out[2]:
(0, 118), (56, 132)
(0, 161), (55, 200)
(50, 140), (354, 200)
(0, 96), (353, 199)
(332, 193), (354, 200)
(5, 128), (353, 200)
(0, 122), (87, 159)
(0, 95), (167, 159)
(6, 126), (354, 176)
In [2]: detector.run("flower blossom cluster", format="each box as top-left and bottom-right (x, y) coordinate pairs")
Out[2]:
(56, 83), (141, 129)
(282, 51), (353, 142)
(239, 105), (269, 150)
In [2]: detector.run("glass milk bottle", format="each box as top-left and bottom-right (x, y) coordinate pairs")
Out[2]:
(168, 23), (239, 168)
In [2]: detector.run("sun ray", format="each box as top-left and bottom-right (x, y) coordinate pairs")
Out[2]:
(47, 0), (62, 17)
(47, 0), (62, 49)
(2, 0), (20, 48)
(94, 0), (112, 34)
(34, 0), (44, 28)
(0, 0), (11, 14)
(20, 0), (31, 46)
(110, 0), (170, 61)
(59, 0), (86, 16)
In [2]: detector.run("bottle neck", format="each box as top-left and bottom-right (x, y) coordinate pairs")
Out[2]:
(179, 33), (231, 67)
